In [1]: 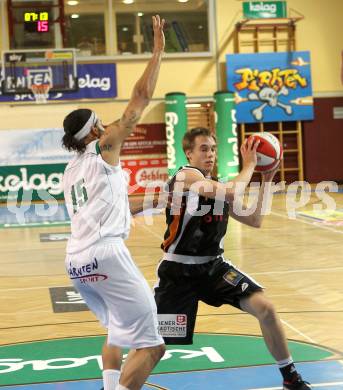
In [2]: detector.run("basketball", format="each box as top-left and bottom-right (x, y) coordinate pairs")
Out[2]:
(248, 132), (283, 172)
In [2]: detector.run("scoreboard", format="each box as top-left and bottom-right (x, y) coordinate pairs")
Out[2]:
(24, 11), (49, 32)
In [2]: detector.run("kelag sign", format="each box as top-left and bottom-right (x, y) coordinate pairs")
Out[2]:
(0, 125), (168, 202)
(243, 1), (287, 19)
(0, 63), (117, 102)
(0, 128), (71, 202)
(226, 51), (314, 123)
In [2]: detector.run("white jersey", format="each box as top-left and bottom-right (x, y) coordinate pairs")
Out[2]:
(63, 140), (131, 254)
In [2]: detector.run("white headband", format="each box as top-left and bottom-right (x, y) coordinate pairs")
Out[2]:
(74, 111), (97, 141)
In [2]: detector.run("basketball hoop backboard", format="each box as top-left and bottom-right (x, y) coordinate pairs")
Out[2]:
(0, 48), (78, 99)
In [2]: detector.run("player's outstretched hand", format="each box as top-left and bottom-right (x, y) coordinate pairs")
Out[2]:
(152, 15), (165, 53)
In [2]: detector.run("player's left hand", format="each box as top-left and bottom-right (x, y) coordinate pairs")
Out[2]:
(152, 15), (165, 53)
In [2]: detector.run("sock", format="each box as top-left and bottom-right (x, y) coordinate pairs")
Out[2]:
(277, 357), (298, 382)
(115, 385), (130, 390)
(103, 369), (120, 390)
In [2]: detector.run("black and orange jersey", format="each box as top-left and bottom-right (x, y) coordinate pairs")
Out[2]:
(161, 166), (229, 262)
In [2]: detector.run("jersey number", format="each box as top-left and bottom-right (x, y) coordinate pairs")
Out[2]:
(71, 179), (88, 213)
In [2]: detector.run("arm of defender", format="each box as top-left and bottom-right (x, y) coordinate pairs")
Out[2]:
(129, 191), (167, 216)
(99, 15), (165, 166)
(129, 197), (147, 216)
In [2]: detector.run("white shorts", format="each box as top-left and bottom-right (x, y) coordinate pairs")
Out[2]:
(65, 237), (164, 349)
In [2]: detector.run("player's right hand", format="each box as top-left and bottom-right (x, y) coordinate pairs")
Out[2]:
(240, 136), (259, 169)
(152, 15), (165, 53)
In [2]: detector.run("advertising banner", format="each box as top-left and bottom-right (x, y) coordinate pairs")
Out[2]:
(0, 63), (117, 103)
(0, 163), (66, 202)
(165, 92), (188, 177)
(214, 91), (239, 180)
(122, 157), (168, 195)
(121, 123), (167, 156)
(0, 128), (70, 201)
(0, 126), (168, 202)
(243, 1), (287, 19)
(226, 51), (314, 123)
(0, 334), (333, 387)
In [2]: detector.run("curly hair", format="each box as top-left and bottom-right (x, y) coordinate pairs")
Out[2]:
(62, 108), (93, 154)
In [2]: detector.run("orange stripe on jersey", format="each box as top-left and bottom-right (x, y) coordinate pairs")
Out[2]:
(163, 214), (182, 251)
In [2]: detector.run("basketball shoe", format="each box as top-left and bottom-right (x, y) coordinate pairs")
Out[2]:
(283, 374), (312, 389)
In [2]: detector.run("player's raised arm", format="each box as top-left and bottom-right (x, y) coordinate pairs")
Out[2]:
(99, 15), (165, 165)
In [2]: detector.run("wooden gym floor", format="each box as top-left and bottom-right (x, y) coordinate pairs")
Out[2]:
(1, 190), (343, 360)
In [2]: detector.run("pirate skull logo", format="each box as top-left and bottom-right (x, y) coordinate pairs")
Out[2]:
(248, 86), (293, 121)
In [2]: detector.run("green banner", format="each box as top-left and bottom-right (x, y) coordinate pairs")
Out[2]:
(243, 1), (287, 19)
(214, 91), (239, 181)
(0, 163), (66, 202)
(165, 92), (188, 177)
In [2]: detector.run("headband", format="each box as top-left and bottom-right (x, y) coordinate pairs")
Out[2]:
(74, 111), (97, 141)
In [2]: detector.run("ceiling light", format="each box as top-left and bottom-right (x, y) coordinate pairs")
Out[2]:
(123, 0), (134, 4)
(137, 12), (144, 17)
(178, 0), (189, 3)
(122, 26), (129, 31)
(71, 14), (79, 19)
(67, 0), (79, 5)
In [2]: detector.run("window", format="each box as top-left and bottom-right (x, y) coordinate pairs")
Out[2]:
(116, 1), (209, 54)
(116, 13), (136, 54)
(66, 13), (106, 56)
(6, 0), (211, 56)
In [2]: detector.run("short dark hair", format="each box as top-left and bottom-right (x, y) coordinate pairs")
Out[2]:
(182, 127), (216, 155)
(62, 108), (93, 153)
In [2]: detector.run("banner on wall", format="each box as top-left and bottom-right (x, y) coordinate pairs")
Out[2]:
(122, 123), (167, 155)
(122, 157), (168, 195)
(226, 51), (314, 123)
(243, 1), (287, 19)
(0, 63), (117, 103)
(165, 92), (188, 177)
(214, 91), (239, 180)
(0, 126), (168, 202)
(0, 128), (71, 201)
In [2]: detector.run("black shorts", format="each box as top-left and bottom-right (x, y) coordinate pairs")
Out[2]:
(154, 257), (263, 345)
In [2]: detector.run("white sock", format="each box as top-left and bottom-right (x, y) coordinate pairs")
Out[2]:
(103, 369), (120, 390)
(115, 385), (130, 390)
(277, 356), (294, 368)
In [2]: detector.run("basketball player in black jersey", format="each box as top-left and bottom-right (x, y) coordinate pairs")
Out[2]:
(154, 128), (311, 390)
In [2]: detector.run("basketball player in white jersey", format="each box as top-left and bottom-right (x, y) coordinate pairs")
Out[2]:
(62, 15), (165, 390)
(155, 128), (311, 390)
